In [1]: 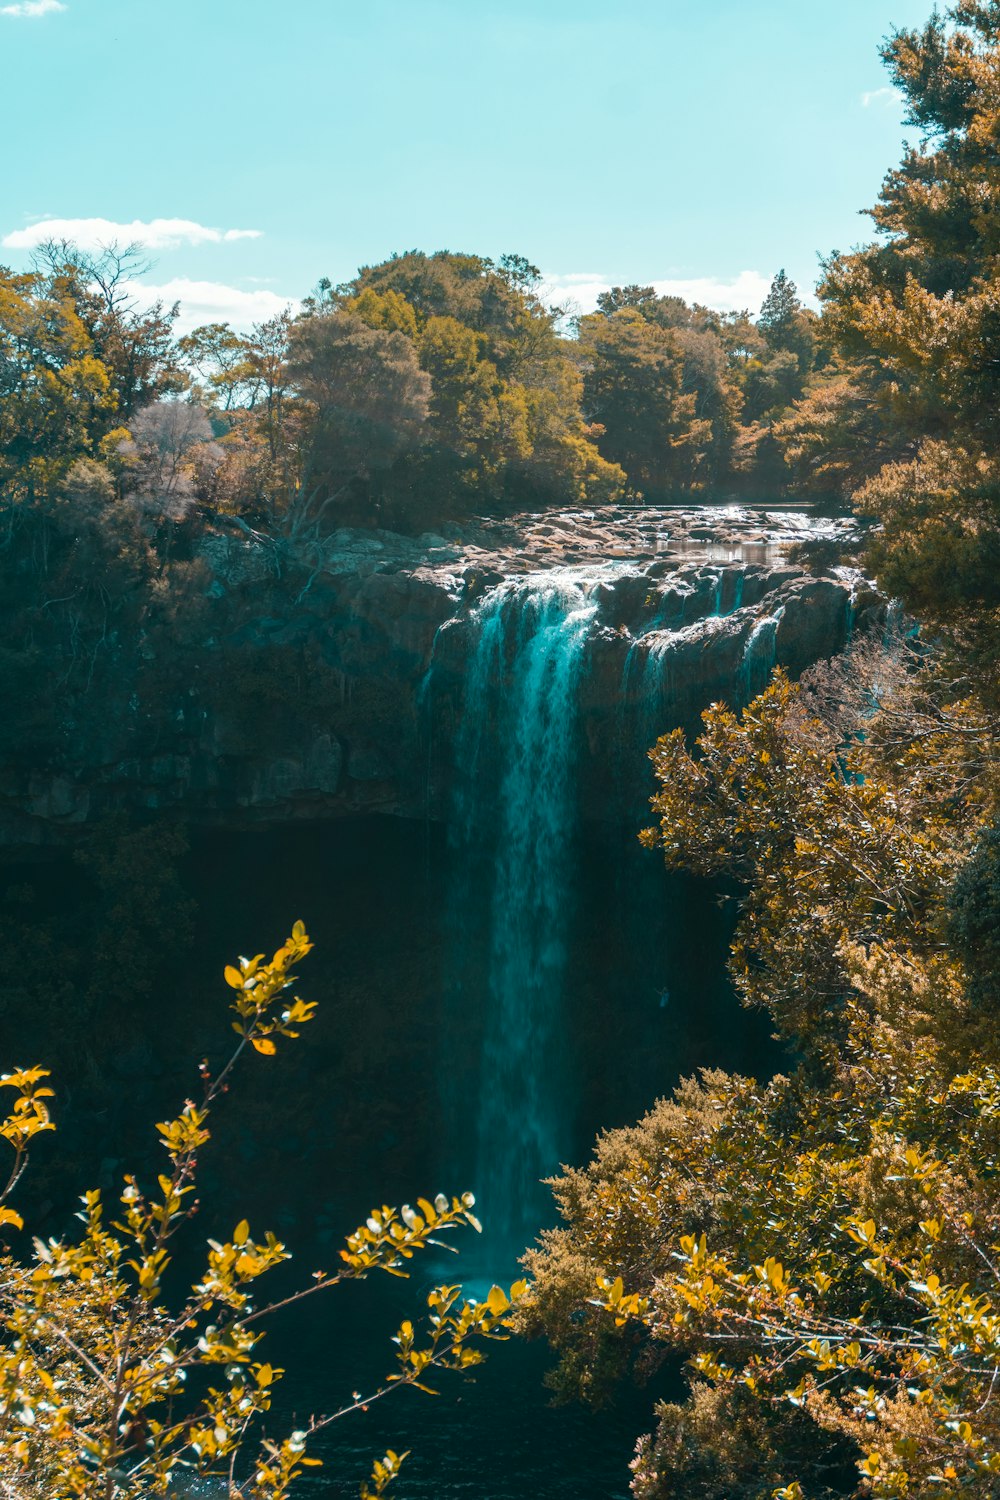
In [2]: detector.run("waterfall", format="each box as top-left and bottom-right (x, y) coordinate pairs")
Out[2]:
(441, 562), (791, 1267)
(451, 570), (600, 1264)
(712, 568), (745, 619)
(739, 605), (785, 701)
(622, 633), (676, 739)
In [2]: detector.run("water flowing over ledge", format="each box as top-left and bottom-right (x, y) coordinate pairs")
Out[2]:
(418, 532), (875, 1271)
(447, 572), (605, 1262)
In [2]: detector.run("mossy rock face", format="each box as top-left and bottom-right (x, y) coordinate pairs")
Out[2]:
(949, 824), (1000, 1013)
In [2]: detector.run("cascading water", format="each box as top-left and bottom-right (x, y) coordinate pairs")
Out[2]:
(624, 566), (742, 714)
(620, 633), (677, 766)
(740, 604), (785, 700)
(450, 570), (601, 1267)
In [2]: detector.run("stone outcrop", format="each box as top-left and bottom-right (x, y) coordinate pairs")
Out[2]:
(0, 503), (876, 848)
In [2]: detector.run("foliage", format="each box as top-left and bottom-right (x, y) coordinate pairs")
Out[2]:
(324, 249), (625, 515)
(639, 655), (991, 1051)
(591, 1032), (1000, 1498)
(772, 363), (906, 499)
(813, 3), (1000, 687)
(0, 924), (526, 1498)
(578, 272), (824, 494)
(285, 309), (431, 521)
(120, 401), (222, 521)
(30, 243), (181, 420)
(0, 265), (117, 503)
(947, 821), (1000, 1013)
(1, 232), (837, 556)
(577, 311), (711, 495)
(529, 1034), (1000, 1498)
(856, 444), (1000, 703)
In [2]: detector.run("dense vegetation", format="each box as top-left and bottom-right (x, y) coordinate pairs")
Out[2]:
(521, 6), (1000, 1497)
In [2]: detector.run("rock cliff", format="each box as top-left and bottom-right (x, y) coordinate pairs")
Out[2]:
(0, 503), (875, 848)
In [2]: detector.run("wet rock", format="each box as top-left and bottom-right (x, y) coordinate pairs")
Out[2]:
(346, 740), (392, 781)
(26, 776), (91, 822)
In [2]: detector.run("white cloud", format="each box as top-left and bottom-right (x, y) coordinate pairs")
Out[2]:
(2, 217), (262, 252)
(652, 271), (774, 313)
(131, 278), (297, 334)
(543, 269), (775, 318)
(1, 0), (65, 16)
(862, 86), (903, 108)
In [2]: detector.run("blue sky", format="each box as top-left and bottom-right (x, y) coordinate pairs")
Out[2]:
(0, 0), (931, 328)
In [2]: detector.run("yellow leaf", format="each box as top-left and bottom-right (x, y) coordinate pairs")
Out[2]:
(0, 1208), (23, 1231)
(234, 1219), (249, 1245)
(252, 1038), (276, 1055)
(224, 965), (244, 990)
(486, 1285), (509, 1315)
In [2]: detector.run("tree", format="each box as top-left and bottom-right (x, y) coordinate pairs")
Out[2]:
(773, 363), (906, 499)
(285, 310), (431, 520)
(317, 251), (623, 517)
(639, 654), (990, 1051)
(596, 285), (659, 318)
(529, 1031), (1000, 1499)
(31, 241), (182, 419)
(177, 322), (258, 411)
(339, 249), (563, 386)
(815, 4), (1000, 692)
(343, 288), (420, 341)
(758, 271), (801, 348)
(417, 314), (501, 464)
(588, 291), (767, 487)
(120, 399), (222, 522)
(578, 310), (712, 494)
(0, 266), (117, 502)
(496, 251), (542, 292)
(0, 923), (525, 1498)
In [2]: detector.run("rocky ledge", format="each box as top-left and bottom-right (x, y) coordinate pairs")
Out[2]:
(1, 504), (877, 848)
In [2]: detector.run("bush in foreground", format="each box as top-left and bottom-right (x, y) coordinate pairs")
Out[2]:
(0, 923), (524, 1498)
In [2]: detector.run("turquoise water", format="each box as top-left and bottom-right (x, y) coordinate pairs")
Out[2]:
(454, 573), (600, 1264)
(740, 604), (786, 701)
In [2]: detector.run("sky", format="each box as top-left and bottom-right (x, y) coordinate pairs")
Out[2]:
(0, 0), (933, 330)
